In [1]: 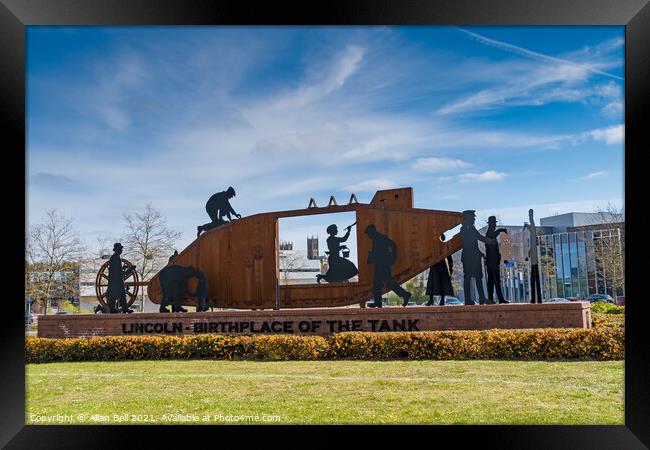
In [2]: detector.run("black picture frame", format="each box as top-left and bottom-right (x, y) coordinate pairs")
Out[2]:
(3, 0), (648, 447)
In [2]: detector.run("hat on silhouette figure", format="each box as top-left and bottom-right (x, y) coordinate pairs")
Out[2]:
(364, 224), (377, 235)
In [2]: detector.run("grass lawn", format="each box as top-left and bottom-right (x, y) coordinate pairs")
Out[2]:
(26, 359), (623, 425)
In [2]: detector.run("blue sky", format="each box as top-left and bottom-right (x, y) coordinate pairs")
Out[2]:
(27, 26), (624, 252)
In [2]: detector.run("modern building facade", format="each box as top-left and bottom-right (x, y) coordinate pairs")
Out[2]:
(463, 211), (625, 302)
(538, 223), (624, 299)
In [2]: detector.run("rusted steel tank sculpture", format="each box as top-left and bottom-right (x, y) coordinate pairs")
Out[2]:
(146, 187), (463, 309)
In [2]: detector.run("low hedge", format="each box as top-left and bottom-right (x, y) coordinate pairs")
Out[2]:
(592, 312), (625, 330)
(329, 328), (623, 360)
(26, 327), (623, 363)
(25, 334), (328, 364)
(590, 302), (625, 314)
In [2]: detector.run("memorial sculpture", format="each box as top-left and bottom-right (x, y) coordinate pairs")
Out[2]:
(459, 210), (497, 305)
(53, 188), (587, 341)
(194, 270), (213, 312)
(365, 224), (412, 307)
(524, 208), (542, 304)
(197, 186), (242, 238)
(484, 216), (509, 304)
(425, 233), (454, 306)
(158, 265), (212, 312)
(316, 222), (359, 284)
(146, 187), (464, 310)
(106, 243), (136, 313)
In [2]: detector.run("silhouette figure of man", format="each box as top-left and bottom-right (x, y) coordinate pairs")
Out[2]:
(197, 186), (241, 238)
(525, 208), (542, 303)
(485, 216), (509, 304)
(107, 243), (136, 313)
(364, 224), (411, 308)
(460, 210), (497, 305)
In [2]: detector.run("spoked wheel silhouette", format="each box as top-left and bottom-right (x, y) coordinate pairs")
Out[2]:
(95, 258), (140, 309)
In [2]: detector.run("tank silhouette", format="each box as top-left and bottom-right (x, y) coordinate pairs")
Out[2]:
(146, 187), (463, 309)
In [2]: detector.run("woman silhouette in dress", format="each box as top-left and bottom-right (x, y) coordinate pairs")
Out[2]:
(425, 233), (454, 305)
(316, 224), (358, 283)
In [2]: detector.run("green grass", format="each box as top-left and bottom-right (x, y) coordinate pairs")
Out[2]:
(26, 359), (623, 425)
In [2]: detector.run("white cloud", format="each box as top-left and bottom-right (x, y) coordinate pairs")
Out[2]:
(91, 53), (148, 131)
(601, 101), (623, 118)
(577, 171), (608, 180)
(588, 125), (624, 144)
(437, 64), (593, 115)
(438, 30), (624, 115)
(569, 37), (624, 60)
(271, 45), (365, 110)
(344, 178), (397, 192)
(594, 81), (622, 98)
(453, 27), (623, 81)
(459, 171), (507, 182)
(411, 157), (471, 172)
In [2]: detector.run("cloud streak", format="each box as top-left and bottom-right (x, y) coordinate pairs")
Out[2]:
(411, 157), (471, 172)
(344, 178), (398, 192)
(576, 171), (608, 180)
(459, 171), (507, 182)
(453, 27), (623, 81)
(438, 29), (623, 115)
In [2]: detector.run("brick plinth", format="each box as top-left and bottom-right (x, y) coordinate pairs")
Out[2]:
(37, 302), (591, 339)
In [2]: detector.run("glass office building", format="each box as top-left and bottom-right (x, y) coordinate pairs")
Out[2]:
(465, 212), (625, 302)
(538, 228), (624, 299)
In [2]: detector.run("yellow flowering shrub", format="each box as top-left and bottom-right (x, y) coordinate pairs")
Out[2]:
(328, 328), (624, 360)
(25, 327), (623, 364)
(592, 312), (624, 330)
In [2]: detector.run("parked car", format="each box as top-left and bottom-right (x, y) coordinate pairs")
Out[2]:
(586, 294), (614, 304)
(543, 297), (569, 303)
(615, 296), (625, 306)
(444, 297), (463, 306)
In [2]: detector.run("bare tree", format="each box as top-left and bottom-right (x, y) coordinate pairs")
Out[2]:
(592, 203), (625, 297)
(26, 210), (86, 315)
(95, 235), (116, 259)
(121, 203), (181, 311)
(279, 250), (305, 285)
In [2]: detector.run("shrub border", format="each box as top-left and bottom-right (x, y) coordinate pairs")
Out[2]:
(25, 327), (624, 363)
